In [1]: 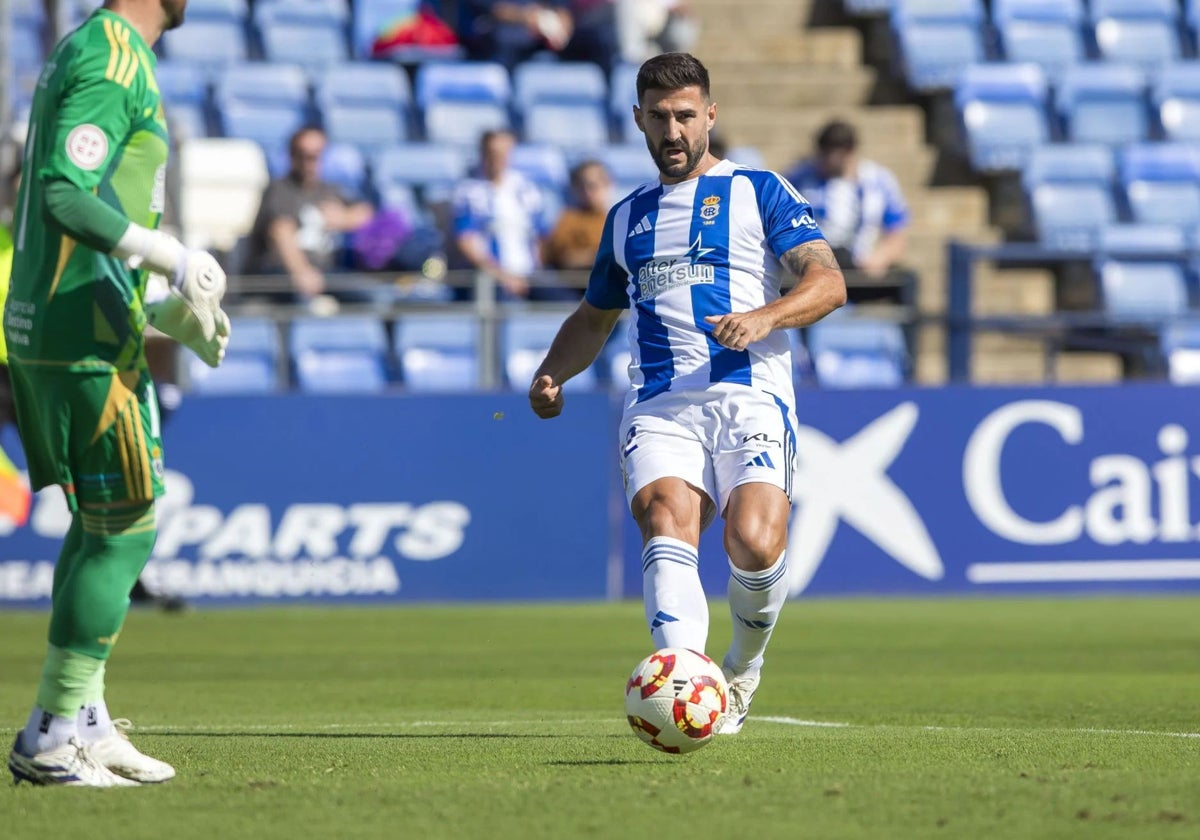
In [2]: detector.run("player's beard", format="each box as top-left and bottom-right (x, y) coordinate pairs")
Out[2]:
(161, 0), (186, 30)
(650, 134), (707, 179)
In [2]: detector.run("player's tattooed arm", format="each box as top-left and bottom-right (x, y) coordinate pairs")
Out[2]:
(781, 239), (840, 279)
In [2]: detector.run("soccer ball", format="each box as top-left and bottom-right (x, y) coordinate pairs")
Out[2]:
(624, 647), (728, 754)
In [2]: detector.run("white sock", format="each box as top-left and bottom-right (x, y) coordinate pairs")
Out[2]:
(641, 536), (709, 651)
(21, 706), (78, 753)
(77, 698), (115, 743)
(724, 552), (789, 677)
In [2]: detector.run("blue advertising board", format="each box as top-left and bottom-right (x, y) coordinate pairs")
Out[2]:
(6, 384), (1200, 605)
(0, 393), (615, 605)
(621, 384), (1200, 597)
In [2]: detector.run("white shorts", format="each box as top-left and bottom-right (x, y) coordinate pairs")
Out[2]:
(618, 384), (798, 517)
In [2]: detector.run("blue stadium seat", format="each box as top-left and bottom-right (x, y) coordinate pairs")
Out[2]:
(255, 0), (349, 73)
(524, 103), (610, 149)
(1120, 144), (1200, 228)
(1056, 63), (1148, 146)
(955, 64), (1049, 172)
(1153, 64), (1200, 143)
(1160, 319), (1200, 383)
(9, 21), (43, 69)
(352, 0), (417, 57)
(596, 145), (657, 187)
(215, 63), (310, 152)
(610, 63), (641, 143)
(509, 145), (569, 190)
(891, 0), (985, 92)
(991, 0), (1085, 82)
(1098, 223), (1187, 256)
(807, 317), (908, 388)
(503, 313), (597, 391)
(844, 0), (890, 13)
(1023, 144), (1116, 249)
(415, 62), (510, 108)
(1091, 0), (1181, 70)
(316, 63), (410, 154)
(188, 315), (280, 394)
(393, 316), (480, 391)
(184, 0), (247, 22)
(324, 103), (408, 153)
(155, 61), (210, 140)
(10, 0), (45, 27)
(513, 62), (607, 113)
(726, 146), (767, 169)
(372, 144), (468, 203)
(1097, 259), (1190, 319)
(290, 316), (389, 394)
(160, 21), (247, 73)
(424, 101), (511, 147)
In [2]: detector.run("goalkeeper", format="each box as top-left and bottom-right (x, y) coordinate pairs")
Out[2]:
(3, 0), (229, 787)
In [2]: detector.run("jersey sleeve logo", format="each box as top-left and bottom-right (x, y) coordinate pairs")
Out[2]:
(65, 124), (109, 171)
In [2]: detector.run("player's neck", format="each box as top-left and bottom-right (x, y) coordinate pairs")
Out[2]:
(103, 1), (166, 47)
(659, 154), (722, 186)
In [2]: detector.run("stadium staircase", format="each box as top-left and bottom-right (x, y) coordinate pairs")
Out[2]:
(689, 0), (1122, 383)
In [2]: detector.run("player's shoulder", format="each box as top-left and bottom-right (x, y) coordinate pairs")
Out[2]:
(64, 11), (150, 90)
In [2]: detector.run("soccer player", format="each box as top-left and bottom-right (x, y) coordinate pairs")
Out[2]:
(4, 0), (230, 786)
(528, 53), (845, 734)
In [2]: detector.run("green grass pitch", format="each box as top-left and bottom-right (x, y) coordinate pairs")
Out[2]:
(2, 598), (1199, 839)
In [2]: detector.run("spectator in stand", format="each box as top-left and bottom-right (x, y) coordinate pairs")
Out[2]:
(452, 129), (552, 300)
(561, 0), (621, 71)
(243, 126), (374, 304)
(461, 0), (574, 70)
(618, 0), (698, 62)
(785, 120), (913, 304)
(542, 160), (612, 280)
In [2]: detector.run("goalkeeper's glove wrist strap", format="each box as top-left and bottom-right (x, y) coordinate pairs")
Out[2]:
(112, 223), (187, 287)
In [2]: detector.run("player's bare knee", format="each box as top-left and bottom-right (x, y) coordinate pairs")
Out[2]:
(633, 484), (699, 544)
(724, 515), (786, 572)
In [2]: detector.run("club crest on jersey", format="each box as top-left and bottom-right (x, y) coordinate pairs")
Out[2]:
(700, 194), (721, 223)
(637, 235), (715, 300)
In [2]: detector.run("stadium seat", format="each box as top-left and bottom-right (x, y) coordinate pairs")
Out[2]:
(807, 318), (908, 388)
(524, 103), (610, 150)
(843, 0), (890, 13)
(1160, 319), (1200, 383)
(1098, 223), (1187, 256)
(991, 0), (1085, 82)
(178, 138), (269, 252)
(1153, 64), (1200, 143)
(215, 63), (310, 153)
(184, 0), (247, 22)
(598, 145), (659, 186)
(1022, 144), (1116, 249)
(424, 101), (511, 147)
(955, 64), (1049, 172)
(316, 63), (413, 146)
(290, 316), (390, 394)
(891, 0), (985, 92)
(155, 61), (211, 140)
(187, 315), (280, 394)
(415, 61), (510, 108)
(324, 103), (409, 153)
(9, 0), (44, 27)
(726, 146), (767, 169)
(393, 316), (480, 391)
(160, 21), (247, 74)
(1056, 63), (1149, 147)
(503, 313), (597, 391)
(1097, 259), (1190, 320)
(8, 21), (43, 70)
(1120, 144), (1200, 228)
(508, 145), (570, 190)
(1090, 0), (1181, 70)
(609, 63), (641, 143)
(513, 62), (607, 113)
(372, 144), (468, 203)
(255, 0), (350, 73)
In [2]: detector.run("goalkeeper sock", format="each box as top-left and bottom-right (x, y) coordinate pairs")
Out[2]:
(25, 645), (103, 751)
(48, 505), (156, 661)
(723, 552), (789, 677)
(641, 536), (709, 651)
(77, 664), (114, 742)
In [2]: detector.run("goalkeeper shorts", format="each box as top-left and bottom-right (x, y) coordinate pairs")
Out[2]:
(8, 361), (165, 510)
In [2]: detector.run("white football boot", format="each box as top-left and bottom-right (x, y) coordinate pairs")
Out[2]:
(88, 720), (175, 783)
(8, 733), (139, 787)
(714, 668), (761, 735)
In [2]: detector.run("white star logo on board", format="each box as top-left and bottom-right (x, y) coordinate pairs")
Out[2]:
(787, 402), (943, 594)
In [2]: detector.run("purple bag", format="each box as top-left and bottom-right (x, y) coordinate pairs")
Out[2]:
(351, 209), (414, 271)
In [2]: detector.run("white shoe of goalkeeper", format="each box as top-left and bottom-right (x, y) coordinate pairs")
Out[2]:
(8, 733), (140, 787)
(714, 669), (760, 735)
(88, 720), (176, 783)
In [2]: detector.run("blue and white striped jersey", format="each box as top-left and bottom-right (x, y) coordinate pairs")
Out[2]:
(586, 159), (825, 405)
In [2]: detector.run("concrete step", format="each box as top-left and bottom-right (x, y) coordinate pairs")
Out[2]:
(690, 0), (815, 29)
(914, 325), (947, 385)
(695, 30), (864, 68)
(708, 67), (876, 110)
(716, 105), (925, 151)
(970, 334), (1048, 383)
(973, 267), (1056, 317)
(1054, 352), (1123, 383)
(747, 144), (938, 188)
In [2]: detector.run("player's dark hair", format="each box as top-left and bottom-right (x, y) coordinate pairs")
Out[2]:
(816, 120), (858, 153)
(287, 125), (325, 156)
(479, 128), (516, 152)
(636, 53), (710, 103)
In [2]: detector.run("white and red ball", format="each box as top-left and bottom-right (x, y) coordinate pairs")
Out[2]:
(624, 647), (728, 754)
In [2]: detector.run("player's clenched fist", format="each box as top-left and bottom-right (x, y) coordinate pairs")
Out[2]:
(529, 374), (564, 419)
(704, 311), (774, 352)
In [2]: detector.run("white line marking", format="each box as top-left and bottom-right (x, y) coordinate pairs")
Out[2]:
(756, 718), (1200, 739)
(756, 716), (850, 728)
(966, 560), (1200, 583)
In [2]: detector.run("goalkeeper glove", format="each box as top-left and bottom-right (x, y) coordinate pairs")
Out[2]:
(145, 273), (231, 367)
(113, 223), (229, 345)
